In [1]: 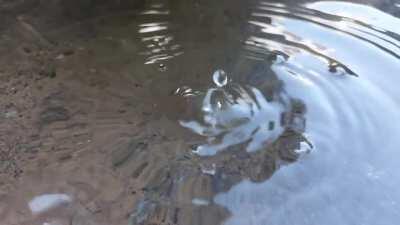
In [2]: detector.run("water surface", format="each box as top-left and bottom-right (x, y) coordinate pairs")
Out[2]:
(210, 1), (400, 225)
(1, 1), (400, 225)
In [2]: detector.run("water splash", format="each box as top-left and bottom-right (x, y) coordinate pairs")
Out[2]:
(178, 70), (287, 156)
(212, 69), (228, 87)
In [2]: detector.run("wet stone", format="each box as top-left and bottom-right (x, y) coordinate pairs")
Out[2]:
(111, 139), (148, 167)
(40, 106), (70, 125)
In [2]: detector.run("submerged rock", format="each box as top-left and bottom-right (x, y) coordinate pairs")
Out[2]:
(40, 106), (70, 125)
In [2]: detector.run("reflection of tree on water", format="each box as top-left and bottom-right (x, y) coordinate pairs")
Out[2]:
(126, 58), (310, 225)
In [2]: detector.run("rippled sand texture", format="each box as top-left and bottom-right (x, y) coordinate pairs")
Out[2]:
(1, 0), (400, 225)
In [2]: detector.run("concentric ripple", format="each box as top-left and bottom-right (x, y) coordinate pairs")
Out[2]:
(214, 1), (400, 225)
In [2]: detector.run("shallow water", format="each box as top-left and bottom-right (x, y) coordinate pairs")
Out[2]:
(166, 0), (400, 224)
(1, 0), (400, 225)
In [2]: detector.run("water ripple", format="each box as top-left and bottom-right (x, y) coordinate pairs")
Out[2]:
(215, 1), (400, 225)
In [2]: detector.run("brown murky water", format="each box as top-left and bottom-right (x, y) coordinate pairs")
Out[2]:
(1, 0), (400, 225)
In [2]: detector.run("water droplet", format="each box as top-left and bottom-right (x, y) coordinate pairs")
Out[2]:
(212, 69), (228, 87)
(328, 61), (339, 73)
(158, 63), (167, 72)
(328, 61), (347, 75)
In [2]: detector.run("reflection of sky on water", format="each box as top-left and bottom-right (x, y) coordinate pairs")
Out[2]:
(215, 2), (400, 225)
